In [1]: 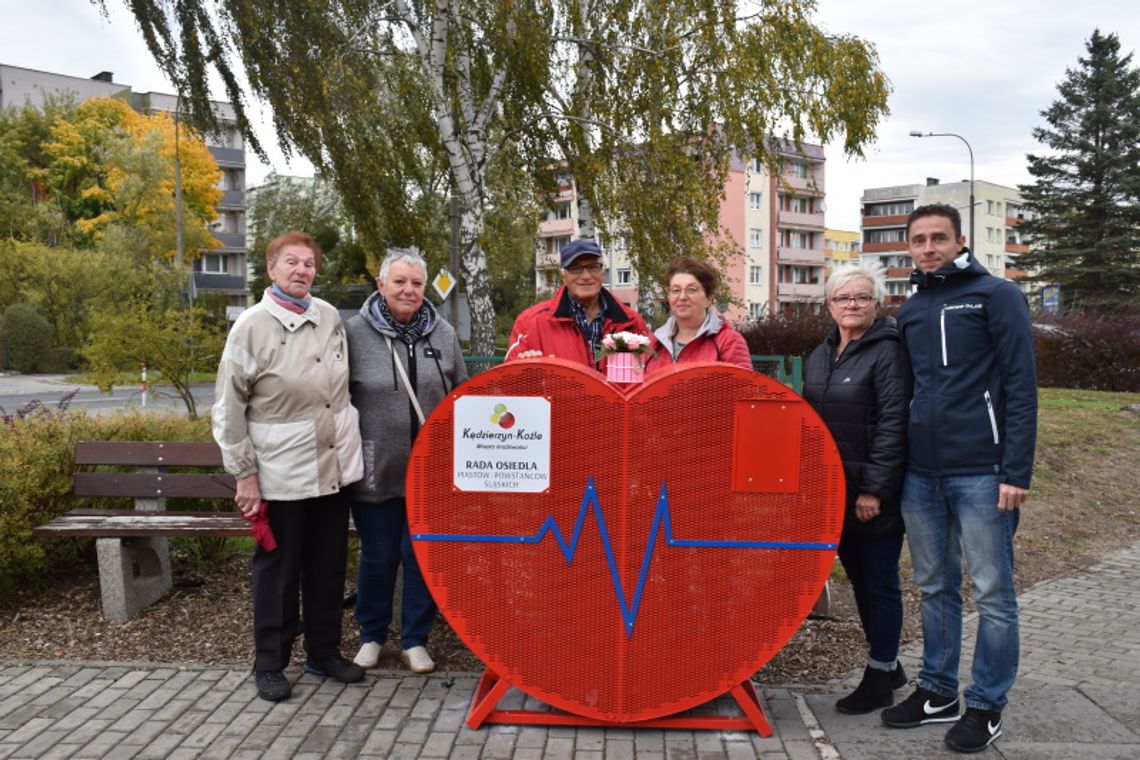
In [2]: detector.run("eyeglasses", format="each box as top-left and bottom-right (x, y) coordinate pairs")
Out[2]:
(668, 286), (705, 298)
(564, 261), (604, 275)
(830, 294), (875, 307)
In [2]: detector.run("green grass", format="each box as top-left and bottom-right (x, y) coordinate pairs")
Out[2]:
(1039, 387), (1140, 410)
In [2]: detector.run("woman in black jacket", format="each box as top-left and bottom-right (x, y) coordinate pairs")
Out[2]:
(804, 261), (912, 714)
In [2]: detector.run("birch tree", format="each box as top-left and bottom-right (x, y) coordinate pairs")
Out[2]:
(105, 0), (888, 352)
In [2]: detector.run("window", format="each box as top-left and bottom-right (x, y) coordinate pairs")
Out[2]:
(197, 254), (227, 274)
(864, 201), (915, 217)
(749, 192), (763, 210)
(749, 228), (763, 248)
(751, 157), (763, 172)
(749, 266), (763, 285)
(864, 228), (907, 244)
(986, 200), (995, 215)
(556, 202), (572, 220)
(784, 161), (809, 178)
(781, 230), (814, 249)
(552, 236), (571, 254)
(749, 302), (764, 319)
(616, 268), (632, 286)
(986, 227), (994, 242)
(783, 196), (812, 213)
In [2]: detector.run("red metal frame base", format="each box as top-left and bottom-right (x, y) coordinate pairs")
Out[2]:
(465, 669), (772, 736)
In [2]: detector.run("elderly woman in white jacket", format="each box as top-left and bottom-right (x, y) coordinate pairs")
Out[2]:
(212, 231), (364, 703)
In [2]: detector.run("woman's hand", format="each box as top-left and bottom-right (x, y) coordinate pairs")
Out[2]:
(855, 492), (881, 522)
(235, 474), (262, 517)
(516, 350), (550, 359)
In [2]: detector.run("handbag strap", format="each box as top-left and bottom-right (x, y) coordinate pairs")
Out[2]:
(385, 335), (426, 425)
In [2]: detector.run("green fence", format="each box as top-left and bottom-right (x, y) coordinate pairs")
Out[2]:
(462, 355), (803, 393)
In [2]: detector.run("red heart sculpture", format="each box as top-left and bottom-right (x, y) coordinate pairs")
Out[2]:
(406, 359), (843, 723)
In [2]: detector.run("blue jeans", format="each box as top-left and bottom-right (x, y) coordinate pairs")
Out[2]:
(837, 531), (904, 668)
(352, 498), (437, 650)
(901, 472), (1020, 711)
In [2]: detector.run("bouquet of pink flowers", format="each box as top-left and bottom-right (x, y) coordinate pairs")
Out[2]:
(597, 330), (652, 360)
(597, 330), (652, 359)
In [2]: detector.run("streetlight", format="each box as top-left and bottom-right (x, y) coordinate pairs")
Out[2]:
(909, 130), (975, 252)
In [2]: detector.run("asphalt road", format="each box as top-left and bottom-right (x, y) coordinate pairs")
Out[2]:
(0, 374), (214, 417)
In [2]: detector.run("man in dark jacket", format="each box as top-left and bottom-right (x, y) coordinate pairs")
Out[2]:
(882, 203), (1037, 755)
(506, 238), (648, 368)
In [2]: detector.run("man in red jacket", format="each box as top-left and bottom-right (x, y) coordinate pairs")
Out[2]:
(506, 239), (648, 369)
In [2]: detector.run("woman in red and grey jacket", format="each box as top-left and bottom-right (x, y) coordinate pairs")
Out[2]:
(644, 257), (752, 375)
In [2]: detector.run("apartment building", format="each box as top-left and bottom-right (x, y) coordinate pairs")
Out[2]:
(824, 229), (861, 277)
(0, 64), (249, 305)
(860, 178), (1029, 304)
(534, 140), (828, 321)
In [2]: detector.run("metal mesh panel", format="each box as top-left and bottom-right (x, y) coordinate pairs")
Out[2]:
(407, 359), (843, 722)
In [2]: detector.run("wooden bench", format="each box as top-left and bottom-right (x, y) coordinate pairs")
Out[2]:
(33, 441), (240, 621)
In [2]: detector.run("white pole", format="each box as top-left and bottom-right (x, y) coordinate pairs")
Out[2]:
(141, 363), (148, 408)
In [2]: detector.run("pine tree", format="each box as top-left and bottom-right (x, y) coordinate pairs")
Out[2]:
(1019, 29), (1140, 311)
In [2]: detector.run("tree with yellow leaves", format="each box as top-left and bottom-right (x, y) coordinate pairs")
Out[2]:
(5, 96), (222, 261)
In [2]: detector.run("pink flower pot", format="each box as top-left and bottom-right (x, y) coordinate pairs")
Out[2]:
(605, 352), (643, 384)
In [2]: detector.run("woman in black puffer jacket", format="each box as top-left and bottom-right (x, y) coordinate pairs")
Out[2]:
(804, 261), (912, 715)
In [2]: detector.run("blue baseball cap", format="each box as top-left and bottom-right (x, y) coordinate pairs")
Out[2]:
(560, 239), (603, 268)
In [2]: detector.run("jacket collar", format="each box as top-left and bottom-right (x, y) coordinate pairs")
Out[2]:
(653, 309), (724, 352)
(551, 286), (629, 322)
(261, 289), (322, 331)
(910, 247), (988, 289)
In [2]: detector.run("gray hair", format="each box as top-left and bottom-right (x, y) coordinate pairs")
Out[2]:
(825, 260), (887, 303)
(378, 246), (428, 282)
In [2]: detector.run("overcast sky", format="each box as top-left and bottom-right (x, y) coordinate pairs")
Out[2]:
(2, 0), (1137, 230)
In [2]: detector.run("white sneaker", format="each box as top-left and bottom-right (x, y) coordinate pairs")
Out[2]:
(401, 646), (435, 674)
(353, 641), (381, 669)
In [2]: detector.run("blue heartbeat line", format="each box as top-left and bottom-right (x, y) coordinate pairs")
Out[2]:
(412, 477), (837, 637)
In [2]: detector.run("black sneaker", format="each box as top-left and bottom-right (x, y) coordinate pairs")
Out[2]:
(306, 656), (365, 684)
(945, 707), (1002, 753)
(254, 670), (291, 702)
(881, 686), (960, 727)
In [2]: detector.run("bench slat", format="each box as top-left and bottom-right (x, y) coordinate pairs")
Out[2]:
(33, 509), (248, 536)
(74, 472), (236, 499)
(33, 509), (358, 538)
(75, 441), (223, 466)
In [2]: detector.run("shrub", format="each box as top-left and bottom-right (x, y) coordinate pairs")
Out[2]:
(737, 310), (833, 361)
(2, 303), (54, 373)
(1034, 311), (1140, 392)
(0, 407), (211, 600)
(39, 346), (80, 373)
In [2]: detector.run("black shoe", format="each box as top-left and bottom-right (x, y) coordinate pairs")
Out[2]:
(306, 656), (365, 683)
(254, 670), (291, 702)
(836, 666), (896, 714)
(891, 663), (908, 690)
(881, 686), (960, 728)
(945, 707), (1002, 753)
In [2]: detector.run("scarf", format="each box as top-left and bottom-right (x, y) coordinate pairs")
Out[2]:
(376, 296), (430, 346)
(268, 283), (310, 314)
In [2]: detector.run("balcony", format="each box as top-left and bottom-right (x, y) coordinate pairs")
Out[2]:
(776, 282), (824, 300)
(776, 246), (825, 266)
(218, 189), (246, 208)
(862, 241), (908, 253)
(208, 146), (245, 167)
(777, 210), (825, 229)
(212, 230), (246, 249)
(862, 214), (908, 228)
(1004, 268), (1029, 281)
(780, 174), (823, 194)
(193, 272), (248, 294)
(1005, 242), (1029, 254)
(538, 217), (575, 237)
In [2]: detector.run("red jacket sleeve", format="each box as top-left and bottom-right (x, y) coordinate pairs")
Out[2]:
(716, 326), (754, 370)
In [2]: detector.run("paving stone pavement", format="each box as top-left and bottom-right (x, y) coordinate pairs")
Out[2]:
(4, 541), (1140, 758)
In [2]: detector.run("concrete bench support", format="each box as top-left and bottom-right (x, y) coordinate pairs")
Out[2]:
(95, 536), (173, 621)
